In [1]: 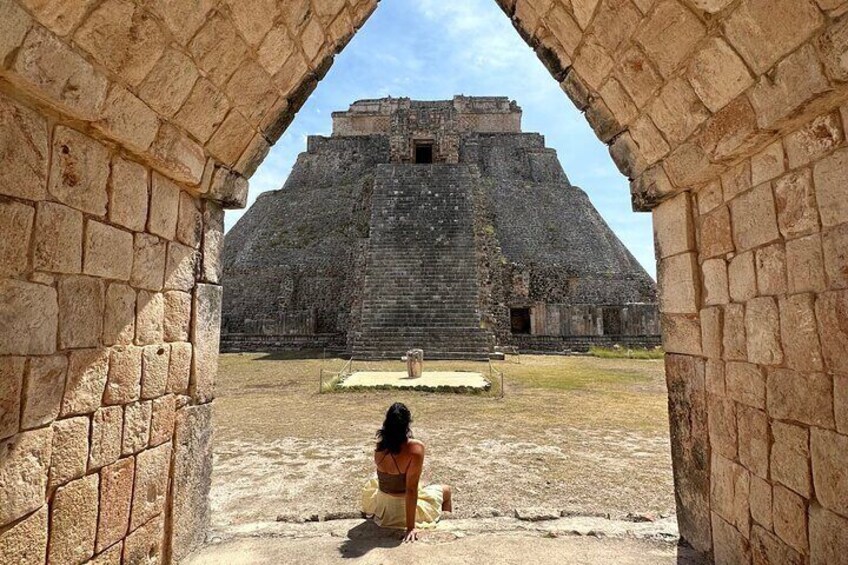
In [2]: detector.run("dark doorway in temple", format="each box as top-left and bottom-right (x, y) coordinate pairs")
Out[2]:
(510, 308), (531, 334)
(415, 142), (434, 163)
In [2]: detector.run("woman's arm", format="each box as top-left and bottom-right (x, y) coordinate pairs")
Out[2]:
(403, 442), (425, 540)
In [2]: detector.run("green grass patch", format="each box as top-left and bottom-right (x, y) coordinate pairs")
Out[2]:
(589, 346), (665, 360)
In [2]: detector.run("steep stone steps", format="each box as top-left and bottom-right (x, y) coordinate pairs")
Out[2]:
(352, 164), (491, 360)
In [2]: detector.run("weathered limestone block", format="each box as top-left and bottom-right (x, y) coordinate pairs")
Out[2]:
(208, 166), (249, 209)
(49, 415), (89, 488)
(124, 513), (164, 564)
(707, 393), (737, 459)
(773, 484), (808, 554)
(786, 234), (826, 293)
(0, 0), (31, 64)
(170, 404), (213, 562)
(0, 427), (52, 526)
(0, 358), (24, 440)
(226, 60), (277, 124)
(105, 346), (142, 405)
(136, 291), (164, 345)
(97, 456), (134, 552)
(191, 284), (221, 402)
(109, 157), (149, 232)
(771, 421), (812, 498)
(785, 112), (843, 170)
(84, 220), (134, 280)
(149, 124), (206, 185)
(711, 453), (751, 537)
(177, 192), (203, 248)
(122, 401), (151, 455)
(0, 91), (48, 202)
(49, 473), (99, 565)
(722, 161), (752, 202)
(723, 0), (822, 74)
(745, 297), (783, 366)
(0, 279), (58, 355)
(725, 361), (765, 409)
(687, 37), (752, 113)
(59, 275), (105, 349)
(836, 373), (848, 435)
(138, 48), (198, 117)
(661, 313), (702, 355)
(74, 0), (166, 86)
(167, 342), (192, 394)
(811, 428), (848, 517)
(0, 200), (34, 277)
(33, 201), (83, 274)
(822, 223), (848, 289)
(145, 0), (215, 45)
(751, 141), (786, 186)
(749, 477), (772, 531)
(813, 147), (848, 228)
(189, 13), (249, 86)
(748, 45), (830, 129)
(652, 192), (693, 259)
(13, 27), (108, 119)
(89, 405), (124, 470)
(148, 174), (180, 240)
(201, 202), (224, 284)
(699, 205), (733, 259)
(165, 242), (198, 292)
(702, 258), (729, 306)
(635, 0), (705, 78)
(711, 512), (750, 564)
(779, 293), (824, 371)
(736, 405), (769, 479)
(131, 233), (166, 292)
(700, 306), (723, 359)
(131, 442), (172, 528)
(722, 303), (747, 361)
(730, 251), (757, 300)
(62, 348), (109, 416)
(658, 253), (699, 314)
(48, 127), (110, 216)
(103, 283), (136, 346)
(755, 243), (787, 296)
(730, 183), (780, 252)
(90, 543), (123, 565)
(815, 289), (848, 373)
(810, 503), (848, 565)
(274, 49), (309, 97)
(21, 355), (66, 429)
(664, 354), (711, 553)
(258, 25), (294, 75)
(141, 344), (170, 399)
(96, 85), (160, 153)
(768, 369), (835, 429)
(0, 505), (48, 565)
(706, 359), (725, 396)
(164, 291), (192, 342)
(150, 395), (176, 447)
(174, 78), (230, 143)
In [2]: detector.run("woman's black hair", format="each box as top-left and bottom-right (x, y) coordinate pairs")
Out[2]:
(376, 402), (412, 454)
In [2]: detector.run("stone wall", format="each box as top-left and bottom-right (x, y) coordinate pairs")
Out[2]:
(2, 0), (848, 562)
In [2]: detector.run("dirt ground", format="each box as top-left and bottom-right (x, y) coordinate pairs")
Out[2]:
(210, 353), (675, 528)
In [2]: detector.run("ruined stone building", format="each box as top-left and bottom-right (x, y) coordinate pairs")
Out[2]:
(1, 0), (848, 563)
(222, 97), (660, 358)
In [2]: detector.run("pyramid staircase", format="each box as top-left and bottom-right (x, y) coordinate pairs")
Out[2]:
(351, 164), (491, 360)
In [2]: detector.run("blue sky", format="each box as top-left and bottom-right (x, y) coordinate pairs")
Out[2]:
(227, 0), (657, 278)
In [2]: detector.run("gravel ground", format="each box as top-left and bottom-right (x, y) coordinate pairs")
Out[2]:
(210, 353), (675, 528)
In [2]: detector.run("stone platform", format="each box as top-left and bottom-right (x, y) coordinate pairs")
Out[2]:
(340, 371), (490, 392)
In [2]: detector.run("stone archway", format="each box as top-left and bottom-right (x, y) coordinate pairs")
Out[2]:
(1, 1), (847, 563)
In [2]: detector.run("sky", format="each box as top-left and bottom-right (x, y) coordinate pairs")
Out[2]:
(226, 0), (657, 278)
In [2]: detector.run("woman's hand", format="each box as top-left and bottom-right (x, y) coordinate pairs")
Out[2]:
(402, 529), (420, 543)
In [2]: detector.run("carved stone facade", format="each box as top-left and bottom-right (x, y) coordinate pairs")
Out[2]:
(223, 97), (660, 357)
(0, 0), (847, 562)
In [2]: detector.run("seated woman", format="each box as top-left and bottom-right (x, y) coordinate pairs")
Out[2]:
(361, 402), (452, 542)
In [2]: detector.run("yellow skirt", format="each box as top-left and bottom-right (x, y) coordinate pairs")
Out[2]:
(360, 478), (443, 529)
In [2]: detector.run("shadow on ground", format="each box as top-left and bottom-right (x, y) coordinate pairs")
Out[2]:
(338, 521), (402, 558)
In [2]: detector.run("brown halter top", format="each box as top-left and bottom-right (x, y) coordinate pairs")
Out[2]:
(376, 451), (409, 494)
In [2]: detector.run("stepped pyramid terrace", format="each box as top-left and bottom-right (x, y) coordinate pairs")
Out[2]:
(222, 97), (660, 359)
